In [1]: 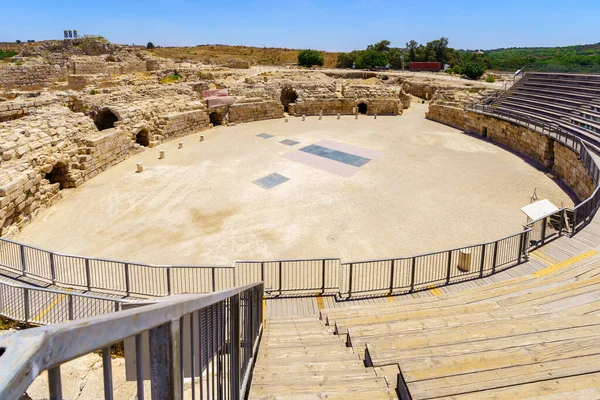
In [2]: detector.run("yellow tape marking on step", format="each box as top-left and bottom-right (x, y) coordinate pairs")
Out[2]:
(534, 250), (598, 278)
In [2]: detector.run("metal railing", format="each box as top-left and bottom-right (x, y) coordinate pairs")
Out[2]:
(0, 282), (264, 400)
(0, 279), (132, 326)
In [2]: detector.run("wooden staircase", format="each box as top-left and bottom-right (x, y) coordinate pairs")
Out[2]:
(319, 252), (600, 399)
(248, 316), (396, 399)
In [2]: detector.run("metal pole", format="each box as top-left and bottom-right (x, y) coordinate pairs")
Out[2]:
(102, 347), (114, 400)
(167, 268), (172, 296)
(321, 259), (326, 294)
(445, 251), (452, 284)
(20, 245), (26, 276)
(124, 263), (130, 296)
(230, 294), (241, 398)
(479, 245), (486, 278)
(278, 261), (282, 296)
(410, 258), (416, 292)
(541, 217), (548, 245)
(212, 267), (216, 292)
(492, 241), (499, 274)
(23, 288), (30, 327)
(135, 334), (144, 400)
(48, 366), (63, 400)
(50, 253), (56, 285)
(388, 259), (396, 296)
(85, 258), (91, 291)
(348, 263), (353, 298)
(68, 295), (74, 320)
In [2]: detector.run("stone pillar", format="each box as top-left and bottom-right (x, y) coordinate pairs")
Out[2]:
(302, 115), (306, 121)
(159, 151), (165, 159)
(178, 142), (183, 149)
(319, 110), (323, 120)
(136, 163), (143, 173)
(199, 135), (204, 142)
(337, 114), (341, 120)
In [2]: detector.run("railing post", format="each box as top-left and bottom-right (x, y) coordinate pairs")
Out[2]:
(410, 258), (416, 293)
(165, 268), (171, 295)
(278, 261), (282, 296)
(20, 244), (26, 276)
(149, 320), (182, 400)
(559, 210), (565, 237)
(48, 366), (63, 400)
(260, 261), (264, 283)
(230, 294), (241, 398)
(348, 263), (353, 298)
(518, 231), (526, 263)
(23, 287), (30, 328)
(492, 241), (499, 274)
(389, 259), (396, 296)
(541, 217), (548, 245)
(212, 267), (216, 292)
(102, 347), (114, 400)
(445, 251), (452, 284)
(68, 295), (74, 320)
(49, 253), (56, 285)
(321, 259), (326, 294)
(479, 245), (486, 278)
(85, 258), (91, 292)
(124, 263), (130, 296)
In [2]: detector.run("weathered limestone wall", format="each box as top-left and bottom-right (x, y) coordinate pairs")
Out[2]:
(229, 101), (283, 123)
(426, 104), (596, 201)
(159, 110), (211, 142)
(402, 81), (436, 100)
(553, 142), (596, 200)
(291, 99), (355, 116)
(0, 63), (67, 88)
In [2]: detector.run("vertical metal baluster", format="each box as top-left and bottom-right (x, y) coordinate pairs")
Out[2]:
(135, 334), (144, 400)
(102, 347), (114, 400)
(48, 366), (62, 400)
(190, 312), (196, 400)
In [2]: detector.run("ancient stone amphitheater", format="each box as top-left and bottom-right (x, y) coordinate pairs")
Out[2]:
(0, 40), (599, 399)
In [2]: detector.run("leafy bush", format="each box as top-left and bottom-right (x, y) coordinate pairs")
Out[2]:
(484, 75), (496, 83)
(0, 50), (18, 60)
(462, 61), (486, 80)
(159, 71), (181, 84)
(336, 52), (355, 68)
(355, 50), (388, 69)
(297, 49), (324, 67)
(147, 42), (155, 49)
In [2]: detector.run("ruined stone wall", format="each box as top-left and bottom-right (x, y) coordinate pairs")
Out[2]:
(159, 110), (211, 141)
(553, 142), (596, 200)
(426, 104), (595, 201)
(229, 101), (283, 123)
(290, 99), (354, 116)
(0, 63), (67, 88)
(402, 81), (436, 100)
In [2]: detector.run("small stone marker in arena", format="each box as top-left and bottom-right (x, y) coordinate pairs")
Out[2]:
(302, 115), (306, 121)
(136, 163), (143, 173)
(253, 173), (290, 189)
(178, 142), (183, 149)
(159, 151), (165, 159)
(199, 135), (204, 142)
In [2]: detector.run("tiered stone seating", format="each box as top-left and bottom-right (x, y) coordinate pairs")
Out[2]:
(492, 72), (600, 144)
(248, 316), (395, 399)
(321, 252), (600, 399)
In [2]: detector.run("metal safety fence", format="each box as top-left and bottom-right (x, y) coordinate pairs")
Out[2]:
(0, 283), (264, 400)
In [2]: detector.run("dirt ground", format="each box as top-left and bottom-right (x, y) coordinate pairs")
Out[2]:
(16, 103), (573, 265)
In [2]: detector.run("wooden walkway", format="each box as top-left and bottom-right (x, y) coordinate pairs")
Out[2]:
(265, 212), (600, 318)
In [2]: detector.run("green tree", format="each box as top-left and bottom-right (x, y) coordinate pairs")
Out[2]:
(406, 40), (418, 62)
(336, 52), (356, 68)
(355, 50), (388, 69)
(387, 48), (405, 69)
(146, 42), (155, 49)
(367, 40), (391, 53)
(298, 49), (324, 67)
(462, 61), (486, 80)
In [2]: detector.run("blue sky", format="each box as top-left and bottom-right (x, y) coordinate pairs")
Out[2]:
(1, 1), (598, 51)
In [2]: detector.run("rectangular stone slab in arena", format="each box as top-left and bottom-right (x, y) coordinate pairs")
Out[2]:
(283, 140), (384, 177)
(279, 139), (300, 146)
(256, 133), (274, 139)
(253, 173), (290, 189)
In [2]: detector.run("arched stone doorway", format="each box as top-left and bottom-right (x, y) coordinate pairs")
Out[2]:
(93, 109), (118, 131)
(358, 103), (368, 115)
(136, 129), (150, 146)
(209, 111), (224, 126)
(280, 86), (298, 113)
(45, 162), (70, 189)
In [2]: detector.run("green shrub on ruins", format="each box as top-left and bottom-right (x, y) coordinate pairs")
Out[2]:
(0, 50), (18, 60)
(297, 49), (324, 68)
(462, 61), (486, 80)
(354, 50), (388, 69)
(147, 42), (155, 49)
(485, 75), (496, 83)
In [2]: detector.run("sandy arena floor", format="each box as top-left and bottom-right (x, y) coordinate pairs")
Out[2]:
(16, 103), (573, 265)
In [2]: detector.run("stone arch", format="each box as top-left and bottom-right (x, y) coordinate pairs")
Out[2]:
(44, 162), (70, 189)
(358, 102), (368, 115)
(136, 128), (150, 147)
(209, 111), (224, 126)
(280, 86), (298, 113)
(93, 108), (118, 131)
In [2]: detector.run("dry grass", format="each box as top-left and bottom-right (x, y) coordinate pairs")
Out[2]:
(153, 45), (338, 68)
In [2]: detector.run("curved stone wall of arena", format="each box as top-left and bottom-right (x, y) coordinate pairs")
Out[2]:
(426, 105), (596, 202)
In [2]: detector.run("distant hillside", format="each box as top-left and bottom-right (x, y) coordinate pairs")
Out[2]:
(473, 43), (600, 72)
(153, 45), (338, 68)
